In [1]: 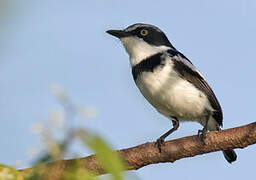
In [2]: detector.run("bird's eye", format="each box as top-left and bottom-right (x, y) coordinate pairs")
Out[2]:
(140, 29), (148, 36)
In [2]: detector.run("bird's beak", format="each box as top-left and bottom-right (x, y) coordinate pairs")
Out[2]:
(106, 30), (131, 38)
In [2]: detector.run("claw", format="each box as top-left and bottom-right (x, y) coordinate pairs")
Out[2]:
(156, 138), (165, 153)
(198, 129), (206, 143)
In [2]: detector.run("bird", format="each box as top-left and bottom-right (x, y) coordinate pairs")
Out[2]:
(106, 23), (237, 163)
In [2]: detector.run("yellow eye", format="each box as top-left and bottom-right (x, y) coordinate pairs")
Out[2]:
(140, 29), (148, 36)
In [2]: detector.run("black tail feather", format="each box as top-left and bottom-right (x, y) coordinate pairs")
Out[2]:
(223, 149), (237, 163)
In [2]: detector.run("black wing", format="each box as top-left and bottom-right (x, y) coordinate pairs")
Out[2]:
(170, 52), (223, 126)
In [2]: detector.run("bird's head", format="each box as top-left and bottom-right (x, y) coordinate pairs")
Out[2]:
(107, 23), (175, 66)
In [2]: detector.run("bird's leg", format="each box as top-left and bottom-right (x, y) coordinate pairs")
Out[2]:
(198, 113), (210, 141)
(156, 118), (179, 153)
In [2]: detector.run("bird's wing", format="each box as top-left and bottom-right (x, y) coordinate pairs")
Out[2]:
(167, 49), (223, 126)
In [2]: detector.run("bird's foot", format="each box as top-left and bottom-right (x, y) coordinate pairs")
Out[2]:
(198, 129), (207, 143)
(156, 138), (165, 153)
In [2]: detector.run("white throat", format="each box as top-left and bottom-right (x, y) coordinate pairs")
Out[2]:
(120, 37), (171, 67)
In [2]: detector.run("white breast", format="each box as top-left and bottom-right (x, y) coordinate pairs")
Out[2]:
(135, 59), (212, 122)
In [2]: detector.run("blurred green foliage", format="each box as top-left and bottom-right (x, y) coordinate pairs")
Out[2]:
(82, 134), (125, 180)
(0, 86), (126, 180)
(0, 164), (23, 180)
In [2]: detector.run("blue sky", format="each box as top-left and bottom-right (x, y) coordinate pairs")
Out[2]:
(0, 0), (255, 179)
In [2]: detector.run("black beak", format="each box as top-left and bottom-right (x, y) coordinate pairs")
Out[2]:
(106, 30), (131, 38)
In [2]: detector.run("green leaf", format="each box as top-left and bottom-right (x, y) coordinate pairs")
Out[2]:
(61, 158), (100, 180)
(80, 134), (125, 180)
(0, 164), (24, 180)
(62, 168), (100, 180)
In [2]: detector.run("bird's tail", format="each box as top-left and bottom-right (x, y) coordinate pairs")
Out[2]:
(206, 116), (237, 163)
(222, 149), (237, 163)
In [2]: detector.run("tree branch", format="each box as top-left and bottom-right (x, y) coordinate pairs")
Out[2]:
(20, 122), (256, 176)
